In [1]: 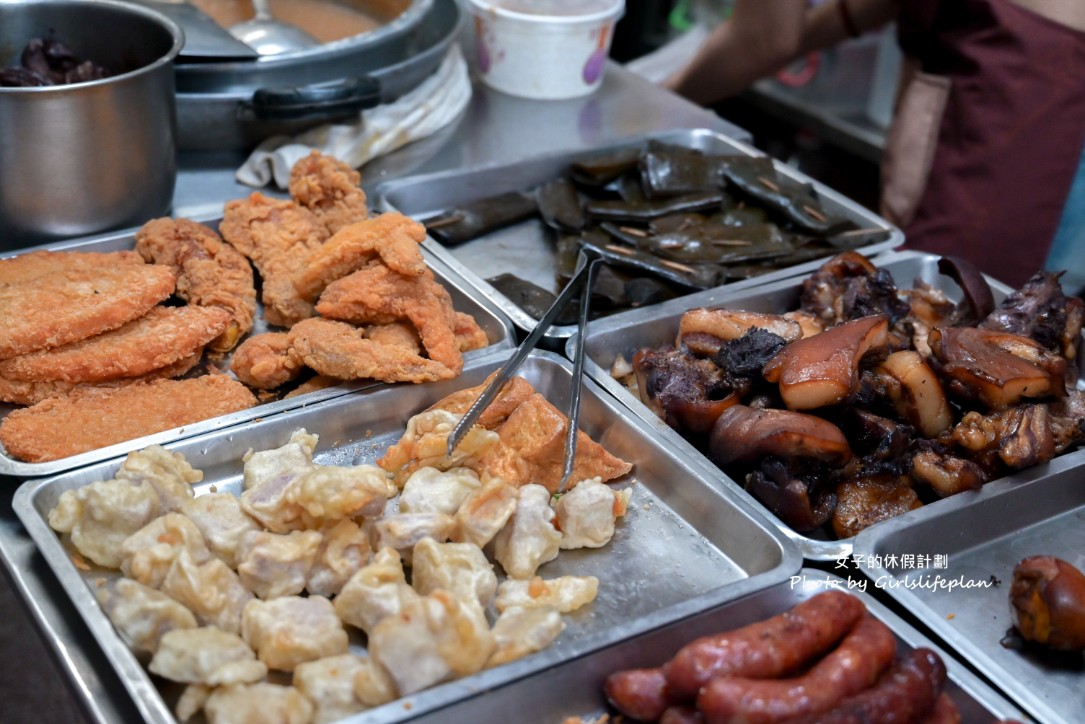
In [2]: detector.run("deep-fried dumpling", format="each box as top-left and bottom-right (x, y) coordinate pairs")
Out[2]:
(181, 492), (262, 569)
(398, 466), (481, 515)
(492, 484), (561, 579)
(450, 474), (519, 548)
(411, 537), (497, 609)
(242, 595), (348, 672)
(353, 656), (397, 708)
(368, 590), (494, 696)
(240, 429), (319, 533)
(114, 444), (201, 512)
(554, 477), (631, 549)
(334, 547), (419, 635)
(161, 549), (253, 634)
(377, 409), (499, 486)
(287, 464), (393, 522)
(96, 577), (197, 655)
(494, 575), (599, 614)
(48, 477), (163, 569)
(120, 512), (213, 589)
(236, 529), (322, 600)
(293, 653), (370, 724)
(306, 519), (372, 598)
(370, 512), (454, 566)
(148, 626), (267, 686)
(204, 682), (313, 724)
(486, 605), (565, 668)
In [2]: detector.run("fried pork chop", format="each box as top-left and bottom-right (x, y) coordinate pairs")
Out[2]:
(0, 249), (144, 285)
(288, 150), (369, 236)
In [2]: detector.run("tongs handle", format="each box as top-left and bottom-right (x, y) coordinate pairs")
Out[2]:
(446, 248), (602, 460)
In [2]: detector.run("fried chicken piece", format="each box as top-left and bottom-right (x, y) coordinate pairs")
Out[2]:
(427, 373), (536, 430)
(0, 263), (176, 360)
(0, 305), (229, 383)
(135, 217), (258, 353)
(0, 351), (201, 405)
(0, 375), (258, 462)
(230, 332), (303, 390)
(317, 262), (462, 373)
(455, 312), (489, 352)
(293, 212), (427, 303)
(366, 322), (422, 355)
(219, 192), (329, 328)
(288, 317), (456, 384)
(0, 249), (144, 285)
(288, 150), (369, 236)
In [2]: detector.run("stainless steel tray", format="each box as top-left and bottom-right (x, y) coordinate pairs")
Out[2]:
(853, 450), (1085, 724)
(13, 350), (801, 724)
(376, 127), (903, 342)
(569, 249), (1083, 562)
(410, 568), (1027, 723)
(0, 218), (516, 478)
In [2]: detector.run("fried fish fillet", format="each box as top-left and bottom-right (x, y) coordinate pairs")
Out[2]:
(0, 305), (230, 383)
(0, 352), (202, 406)
(0, 263), (176, 361)
(219, 192), (328, 328)
(135, 217), (258, 353)
(0, 249), (144, 285)
(288, 317), (456, 384)
(317, 263), (462, 373)
(289, 150), (369, 236)
(293, 212), (428, 303)
(229, 332), (303, 390)
(0, 374), (258, 462)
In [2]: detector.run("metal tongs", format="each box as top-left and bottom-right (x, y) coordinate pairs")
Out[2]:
(446, 247), (603, 494)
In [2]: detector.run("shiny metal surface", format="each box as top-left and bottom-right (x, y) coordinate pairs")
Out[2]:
(570, 250), (1043, 561)
(0, 0), (183, 248)
(228, 0), (319, 55)
(14, 350), (801, 723)
(412, 569), (1026, 723)
(853, 450), (1085, 724)
(377, 128), (903, 341)
(0, 219), (516, 478)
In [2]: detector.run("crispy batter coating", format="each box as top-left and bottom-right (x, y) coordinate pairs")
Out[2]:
(0, 306), (229, 383)
(230, 332), (303, 390)
(0, 375), (258, 462)
(0, 263), (176, 360)
(219, 193), (329, 328)
(135, 217), (258, 353)
(288, 317), (456, 384)
(454, 312), (489, 352)
(292, 212), (427, 302)
(288, 150), (369, 236)
(366, 322), (423, 355)
(317, 263), (462, 374)
(427, 373), (536, 430)
(0, 249), (144, 285)
(283, 375), (340, 399)
(0, 352), (202, 406)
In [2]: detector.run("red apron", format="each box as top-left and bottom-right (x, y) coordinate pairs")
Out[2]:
(884, 0), (1085, 288)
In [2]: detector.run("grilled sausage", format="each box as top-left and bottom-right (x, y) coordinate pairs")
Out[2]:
(661, 705), (704, 723)
(696, 615), (897, 723)
(604, 667), (676, 721)
(921, 693), (961, 724)
(665, 590), (867, 699)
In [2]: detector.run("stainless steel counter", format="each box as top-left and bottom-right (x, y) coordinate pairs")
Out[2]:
(0, 62), (746, 723)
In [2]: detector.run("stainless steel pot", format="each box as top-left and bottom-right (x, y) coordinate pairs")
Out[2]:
(174, 0), (463, 151)
(0, 0), (183, 248)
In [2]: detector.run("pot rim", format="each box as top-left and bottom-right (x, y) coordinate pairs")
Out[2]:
(0, 0), (185, 93)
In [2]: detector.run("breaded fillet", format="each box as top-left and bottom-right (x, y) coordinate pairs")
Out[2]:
(365, 322), (423, 356)
(219, 192), (329, 328)
(288, 150), (369, 235)
(135, 217), (258, 353)
(288, 317), (456, 384)
(229, 332), (303, 390)
(0, 249), (144, 285)
(0, 374), (258, 462)
(0, 305), (230, 383)
(292, 212), (427, 302)
(0, 352), (203, 406)
(0, 263), (176, 360)
(454, 312), (489, 352)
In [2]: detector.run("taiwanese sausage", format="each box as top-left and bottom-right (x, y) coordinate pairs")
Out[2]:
(921, 693), (961, 724)
(665, 590), (867, 699)
(696, 615), (897, 723)
(661, 705), (704, 723)
(604, 667), (676, 720)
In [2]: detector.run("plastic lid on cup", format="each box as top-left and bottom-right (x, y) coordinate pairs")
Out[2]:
(470, 0), (624, 22)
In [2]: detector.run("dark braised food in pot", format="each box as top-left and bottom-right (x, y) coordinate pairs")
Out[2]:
(0, 37), (112, 87)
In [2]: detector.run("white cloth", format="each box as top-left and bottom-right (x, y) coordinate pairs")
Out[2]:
(236, 44), (472, 189)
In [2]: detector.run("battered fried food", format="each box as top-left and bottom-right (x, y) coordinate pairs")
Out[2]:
(283, 375), (340, 399)
(292, 212), (427, 302)
(219, 193), (329, 328)
(288, 150), (369, 236)
(454, 312), (489, 352)
(0, 263), (176, 360)
(288, 317), (456, 384)
(317, 263), (463, 373)
(135, 217), (257, 353)
(0, 375), (258, 462)
(0, 249), (144, 285)
(0, 352), (202, 406)
(0, 306), (230, 383)
(230, 332), (303, 390)
(366, 322), (423, 355)
(427, 373), (536, 430)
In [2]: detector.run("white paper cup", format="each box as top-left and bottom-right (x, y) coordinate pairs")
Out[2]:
(468, 0), (625, 100)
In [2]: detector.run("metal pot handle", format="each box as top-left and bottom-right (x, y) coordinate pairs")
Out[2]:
(239, 76), (382, 121)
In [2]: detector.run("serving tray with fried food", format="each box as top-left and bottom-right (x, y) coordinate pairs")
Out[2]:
(0, 152), (516, 477)
(14, 351), (799, 723)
